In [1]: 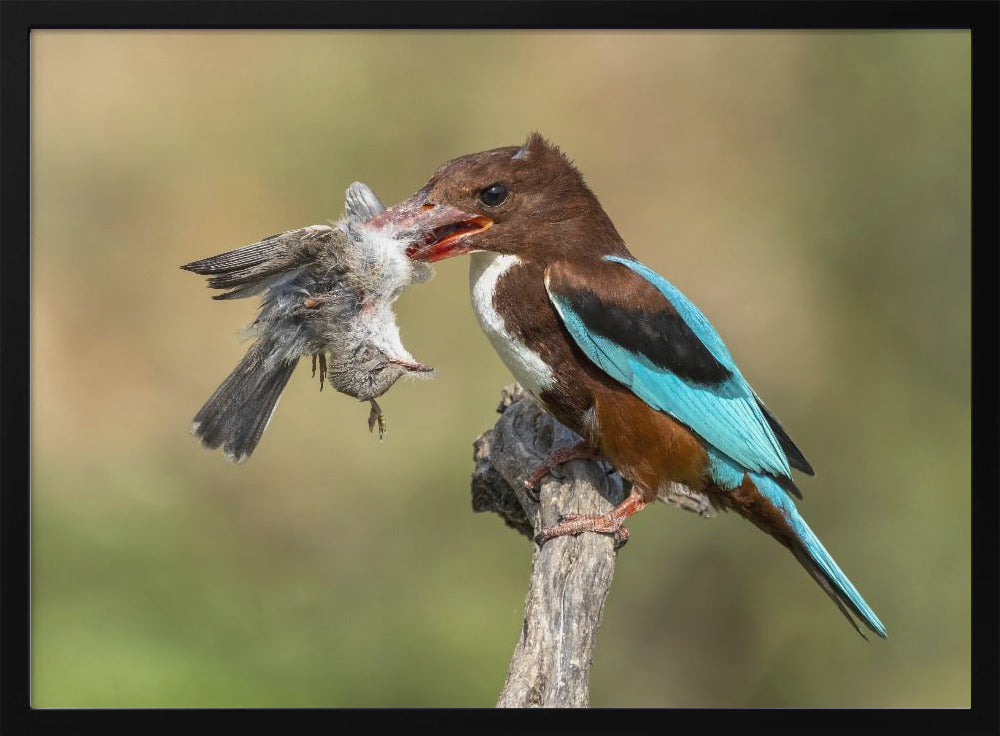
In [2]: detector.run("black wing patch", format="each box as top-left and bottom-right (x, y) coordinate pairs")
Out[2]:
(562, 288), (732, 386)
(756, 397), (815, 476)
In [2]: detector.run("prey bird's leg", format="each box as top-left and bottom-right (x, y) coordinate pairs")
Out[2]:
(524, 439), (605, 494)
(368, 398), (386, 441)
(304, 298), (325, 386)
(534, 486), (648, 549)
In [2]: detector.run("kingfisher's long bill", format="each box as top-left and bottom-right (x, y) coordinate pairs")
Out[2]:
(377, 133), (886, 639)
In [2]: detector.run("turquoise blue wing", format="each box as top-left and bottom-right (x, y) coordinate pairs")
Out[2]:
(544, 256), (793, 484)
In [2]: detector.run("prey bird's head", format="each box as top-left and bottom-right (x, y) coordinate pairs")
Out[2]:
(370, 133), (628, 264)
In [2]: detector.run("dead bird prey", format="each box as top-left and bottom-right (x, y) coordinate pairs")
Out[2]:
(182, 182), (434, 463)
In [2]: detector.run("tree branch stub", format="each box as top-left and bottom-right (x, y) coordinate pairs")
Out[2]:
(470, 383), (627, 708)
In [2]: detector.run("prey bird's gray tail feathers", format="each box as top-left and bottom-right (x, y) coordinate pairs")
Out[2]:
(191, 334), (297, 463)
(181, 226), (339, 300)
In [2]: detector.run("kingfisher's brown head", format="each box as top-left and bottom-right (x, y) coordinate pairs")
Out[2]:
(370, 133), (629, 265)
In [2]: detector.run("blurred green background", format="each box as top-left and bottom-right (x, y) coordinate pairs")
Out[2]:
(31, 31), (970, 708)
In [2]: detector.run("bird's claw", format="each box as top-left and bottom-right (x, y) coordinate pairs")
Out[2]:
(311, 353), (327, 391)
(524, 460), (566, 492)
(533, 512), (630, 549)
(367, 399), (386, 441)
(523, 441), (604, 492)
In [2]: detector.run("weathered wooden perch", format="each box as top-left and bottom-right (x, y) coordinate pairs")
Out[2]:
(471, 383), (715, 708)
(471, 382), (624, 708)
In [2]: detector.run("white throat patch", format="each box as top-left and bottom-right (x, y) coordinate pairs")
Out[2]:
(469, 252), (554, 397)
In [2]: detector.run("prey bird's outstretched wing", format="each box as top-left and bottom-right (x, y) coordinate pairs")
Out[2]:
(181, 225), (341, 300)
(544, 256), (813, 493)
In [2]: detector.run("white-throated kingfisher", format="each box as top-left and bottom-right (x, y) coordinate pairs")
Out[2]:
(372, 133), (886, 638)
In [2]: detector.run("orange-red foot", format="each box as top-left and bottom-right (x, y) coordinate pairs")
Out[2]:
(534, 488), (648, 549)
(524, 440), (605, 493)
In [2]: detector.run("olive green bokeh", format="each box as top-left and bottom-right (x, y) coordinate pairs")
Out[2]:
(31, 30), (970, 707)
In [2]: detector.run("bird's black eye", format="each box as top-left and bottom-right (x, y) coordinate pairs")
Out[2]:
(479, 183), (508, 208)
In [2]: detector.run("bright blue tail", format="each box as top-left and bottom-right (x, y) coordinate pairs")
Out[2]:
(752, 473), (887, 639)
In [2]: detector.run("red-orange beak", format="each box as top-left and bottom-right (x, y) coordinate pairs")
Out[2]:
(369, 192), (493, 262)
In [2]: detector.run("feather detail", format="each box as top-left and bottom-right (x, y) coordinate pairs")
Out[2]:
(344, 181), (386, 222)
(191, 334), (297, 463)
(181, 226), (340, 299)
(545, 257), (796, 484)
(734, 473), (887, 639)
(756, 395), (814, 476)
